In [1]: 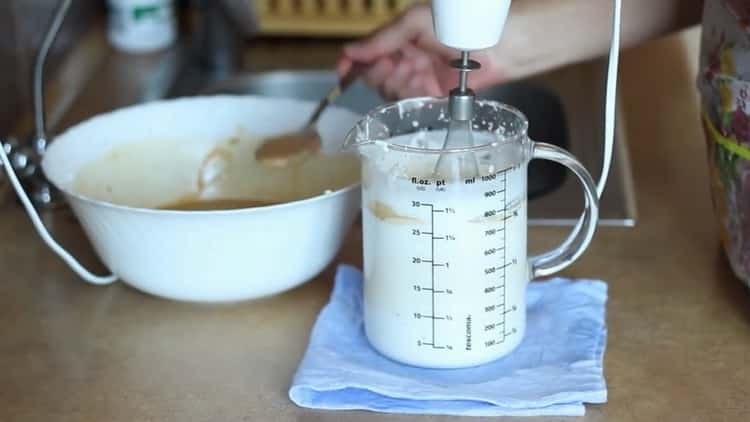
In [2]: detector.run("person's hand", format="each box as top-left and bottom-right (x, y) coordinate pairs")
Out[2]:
(339, 0), (706, 101)
(336, 5), (511, 100)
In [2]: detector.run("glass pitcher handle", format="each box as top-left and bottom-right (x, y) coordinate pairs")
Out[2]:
(528, 142), (599, 278)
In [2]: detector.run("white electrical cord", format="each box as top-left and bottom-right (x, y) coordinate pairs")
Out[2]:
(0, 146), (117, 285)
(533, 0), (621, 264)
(598, 0), (622, 198)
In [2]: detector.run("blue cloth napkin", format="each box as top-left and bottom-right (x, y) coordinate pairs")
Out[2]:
(289, 265), (608, 417)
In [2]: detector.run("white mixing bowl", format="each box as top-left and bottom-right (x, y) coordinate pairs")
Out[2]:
(39, 96), (362, 302)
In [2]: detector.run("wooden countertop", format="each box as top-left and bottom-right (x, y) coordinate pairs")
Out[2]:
(2, 29), (750, 421)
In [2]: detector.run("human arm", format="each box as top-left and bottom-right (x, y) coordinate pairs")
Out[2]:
(337, 0), (704, 99)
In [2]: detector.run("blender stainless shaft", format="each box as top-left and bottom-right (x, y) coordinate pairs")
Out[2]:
(433, 51), (482, 176)
(447, 51), (480, 123)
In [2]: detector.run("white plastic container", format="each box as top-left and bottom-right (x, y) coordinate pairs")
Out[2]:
(107, 0), (177, 54)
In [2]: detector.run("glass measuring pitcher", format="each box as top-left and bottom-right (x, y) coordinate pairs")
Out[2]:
(344, 98), (599, 368)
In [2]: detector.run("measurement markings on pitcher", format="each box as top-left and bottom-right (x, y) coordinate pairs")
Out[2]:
(411, 200), (455, 351)
(409, 167), (523, 352)
(481, 167), (519, 347)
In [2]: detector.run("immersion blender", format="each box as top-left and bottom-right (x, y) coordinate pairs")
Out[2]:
(432, 0), (512, 176)
(431, 0), (621, 199)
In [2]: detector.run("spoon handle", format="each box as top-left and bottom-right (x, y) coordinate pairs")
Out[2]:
(305, 63), (368, 128)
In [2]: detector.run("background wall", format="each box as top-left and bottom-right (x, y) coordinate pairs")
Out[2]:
(0, 0), (103, 138)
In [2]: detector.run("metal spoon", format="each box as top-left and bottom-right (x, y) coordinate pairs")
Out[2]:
(254, 64), (365, 167)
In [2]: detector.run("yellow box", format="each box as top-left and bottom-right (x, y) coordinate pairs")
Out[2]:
(253, 0), (421, 37)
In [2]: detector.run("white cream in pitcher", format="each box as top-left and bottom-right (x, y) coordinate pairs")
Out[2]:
(361, 136), (529, 368)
